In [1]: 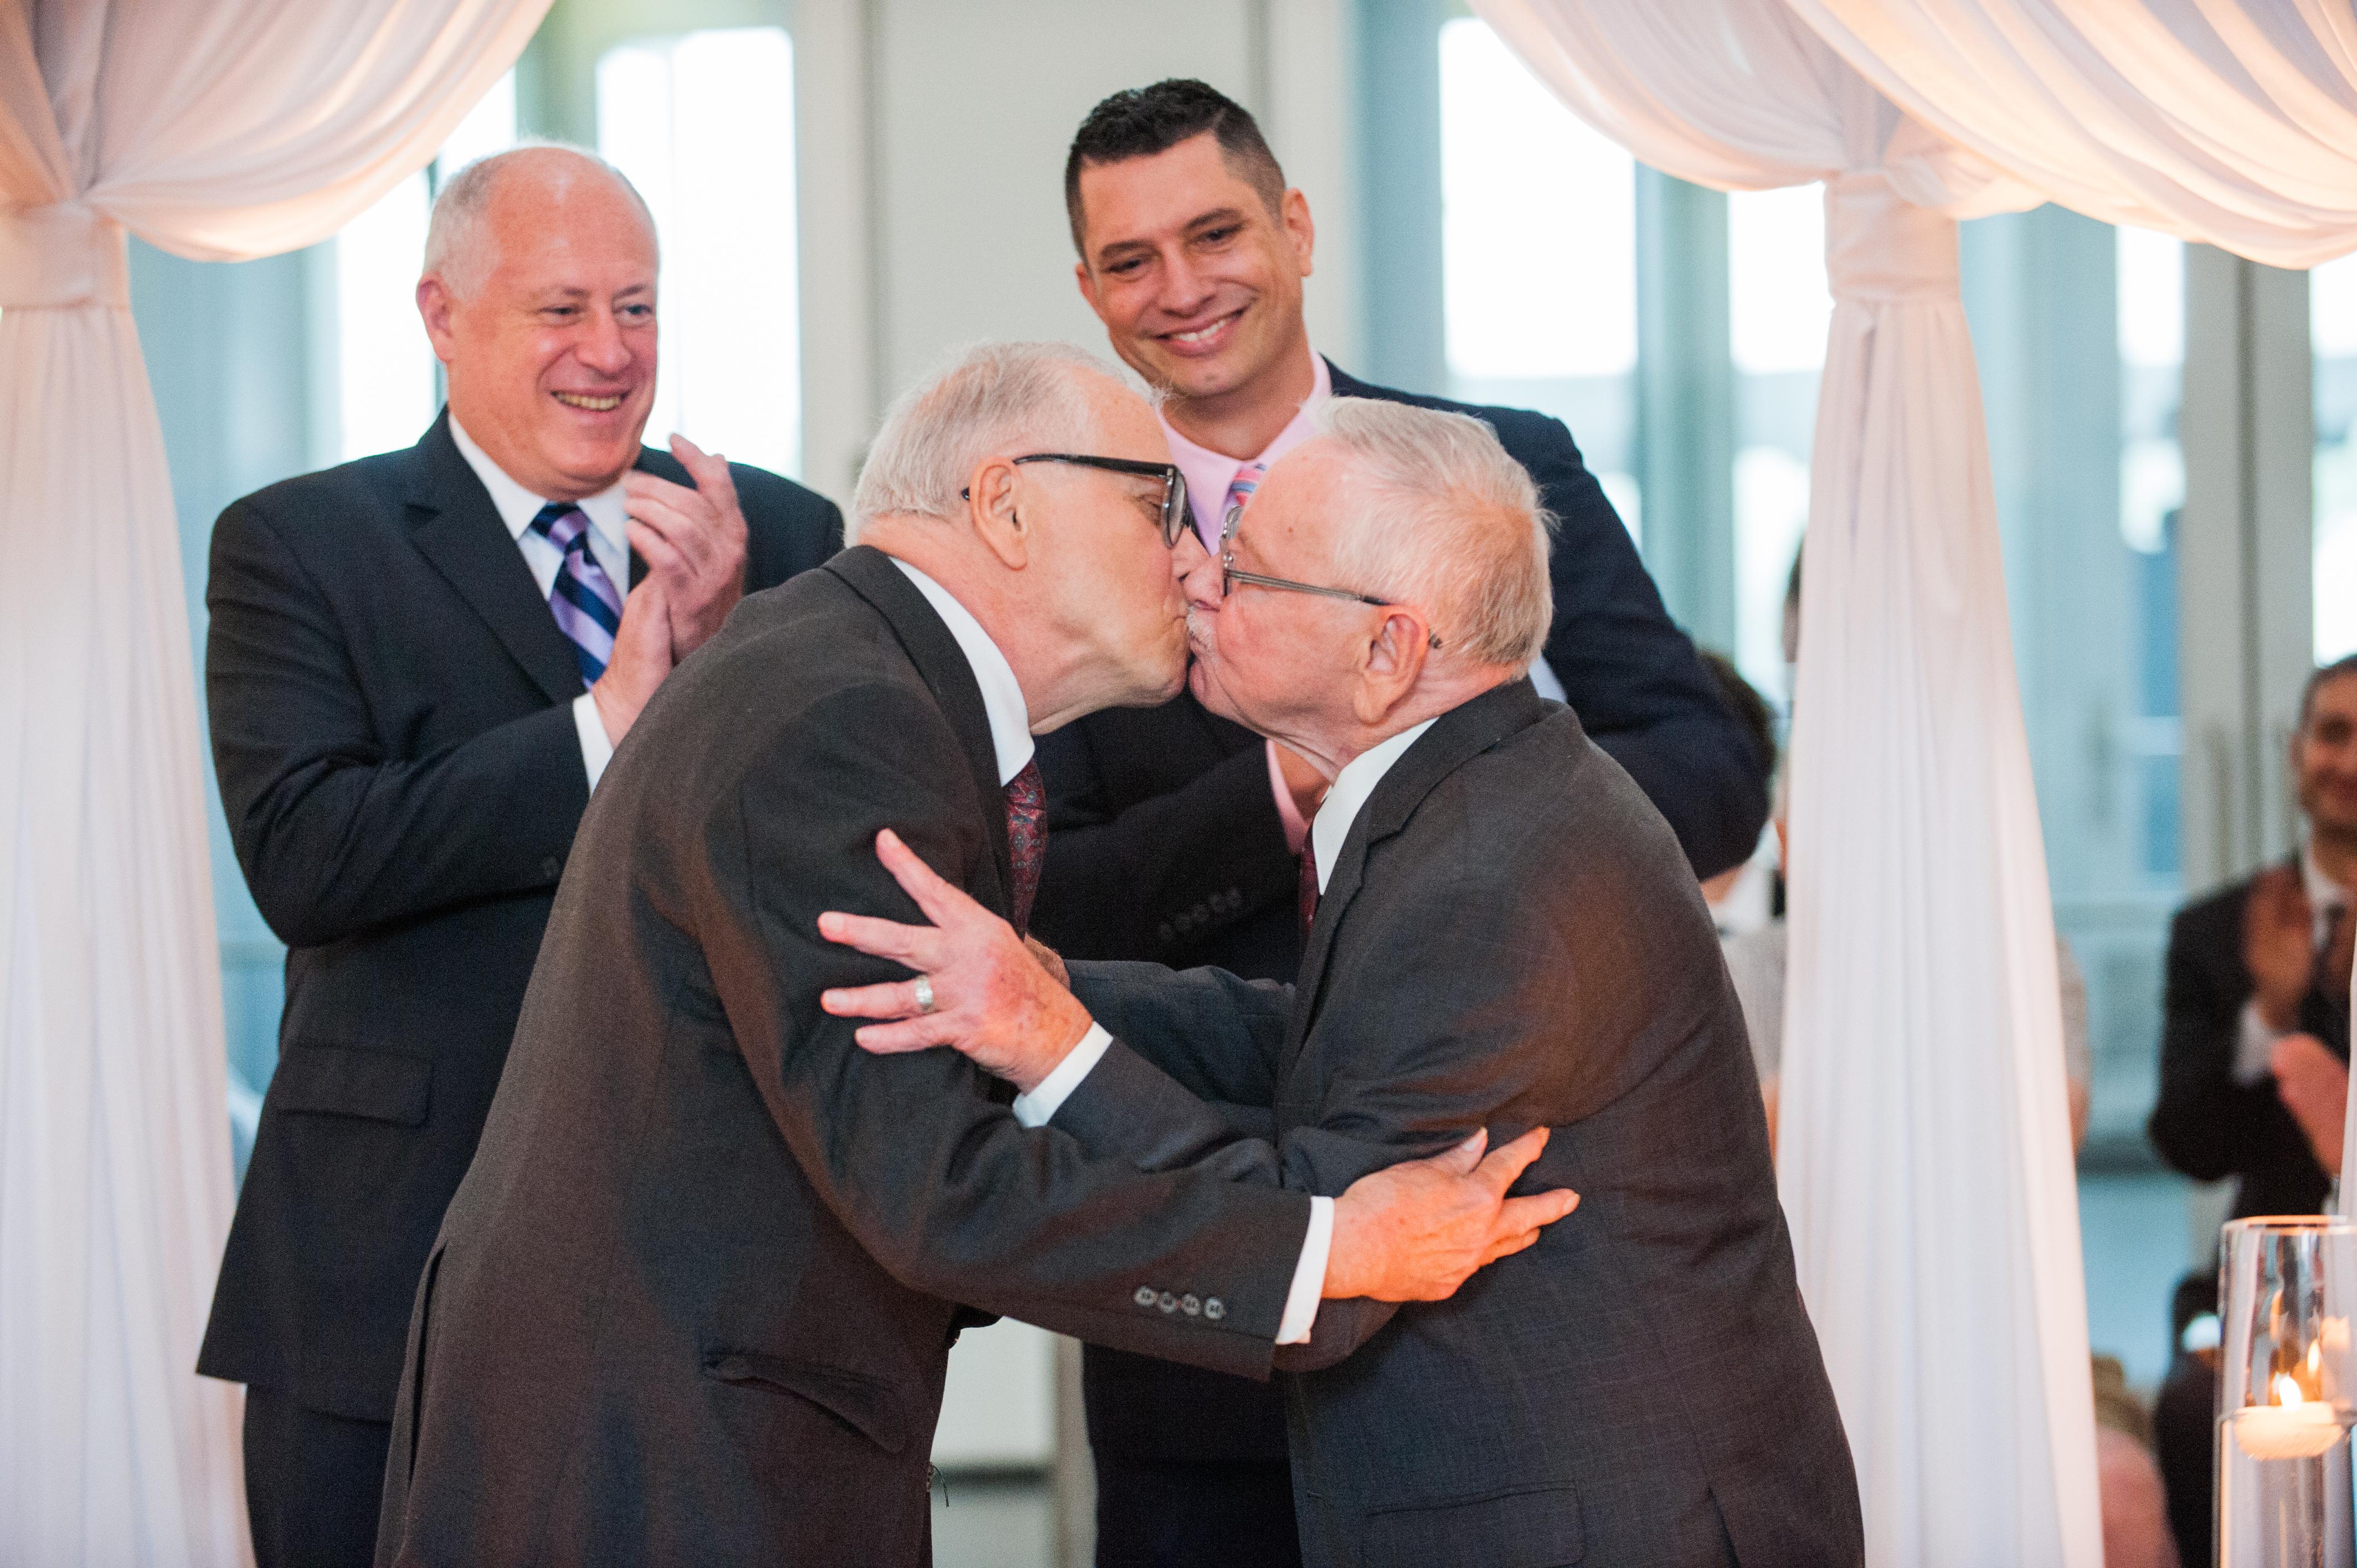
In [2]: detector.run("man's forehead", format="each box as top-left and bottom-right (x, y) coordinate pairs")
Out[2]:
(1081, 137), (1263, 247)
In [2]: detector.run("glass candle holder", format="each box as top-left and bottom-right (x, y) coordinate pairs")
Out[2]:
(2219, 1216), (2357, 1567)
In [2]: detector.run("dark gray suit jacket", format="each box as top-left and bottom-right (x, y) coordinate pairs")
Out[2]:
(374, 547), (1315, 1566)
(1056, 682), (1861, 1568)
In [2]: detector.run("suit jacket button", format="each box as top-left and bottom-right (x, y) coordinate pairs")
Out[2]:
(1134, 1285), (1157, 1308)
(1205, 1298), (1226, 1322)
(1156, 923), (1175, 945)
(1188, 902), (1208, 925)
(1157, 1291), (1178, 1314)
(541, 856), (562, 879)
(1180, 1294), (1201, 1317)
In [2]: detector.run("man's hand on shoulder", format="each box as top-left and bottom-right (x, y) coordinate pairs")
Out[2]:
(819, 828), (1093, 1094)
(623, 434), (749, 660)
(1324, 1127), (1579, 1302)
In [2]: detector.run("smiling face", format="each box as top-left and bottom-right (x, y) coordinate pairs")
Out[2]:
(1072, 133), (1314, 408)
(2298, 670), (2357, 843)
(419, 151), (659, 501)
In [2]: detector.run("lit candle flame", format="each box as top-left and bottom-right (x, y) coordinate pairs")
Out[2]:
(2310, 1340), (2324, 1375)
(2278, 1374), (2307, 1408)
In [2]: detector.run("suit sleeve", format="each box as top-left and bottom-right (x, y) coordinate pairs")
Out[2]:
(206, 496), (593, 949)
(1067, 960), (1292, 1110)
(2148, 895), (2301, 1182)
(1031, 720), (1299, 963)
(696, 683), (1314, 1376)
(1512, 414), (1769, 879)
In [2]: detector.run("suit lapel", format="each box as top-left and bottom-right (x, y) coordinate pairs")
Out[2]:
(823, 545), (1017, 919)
(1286, 680), (1550, 1064)
(405, 411), (586, 706)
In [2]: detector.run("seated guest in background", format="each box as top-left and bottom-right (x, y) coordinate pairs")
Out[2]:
(194, 145), (842, 1568)
(1696, 650), (1778, 926)
(2147, 654), (2357, 1564)
(374, 347), (1578, 1567)
(2149, 654), (2357, 1206)
(2092, 1357), (2181, 1568)
(1032, 77), (1772, 1566)
(824, 399), (1862, 1568)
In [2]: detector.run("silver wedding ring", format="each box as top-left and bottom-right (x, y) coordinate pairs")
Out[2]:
(913, 974), (936, 1015)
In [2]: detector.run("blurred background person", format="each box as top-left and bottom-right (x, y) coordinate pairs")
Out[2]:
(193, 146), (841, 1567)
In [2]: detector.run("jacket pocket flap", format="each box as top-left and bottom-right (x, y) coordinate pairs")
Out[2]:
(705, 1352), (910, 1454)
(269, 1044), (431, 1126)
(1362, 1483), (1583, 1568)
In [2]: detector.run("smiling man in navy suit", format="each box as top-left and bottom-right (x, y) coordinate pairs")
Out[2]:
(1032, 79), (1771, 1567)
(195, 145), (841, 1568)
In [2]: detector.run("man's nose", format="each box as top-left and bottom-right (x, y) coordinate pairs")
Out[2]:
(1174, 532), (1221, 608)
(1157, 250), (1217, 319)
(575, 307), (635, 376)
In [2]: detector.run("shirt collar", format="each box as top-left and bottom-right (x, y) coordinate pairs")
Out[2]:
(2302, 840), (2349, 915)
(449, 413), (631, 565)
(1310, 716), (1438, 894)
(1161, 347), (1332, 549)
(888, 558), (1035, 786)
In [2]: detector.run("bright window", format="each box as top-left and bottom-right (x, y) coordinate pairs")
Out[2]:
(2314, 250), (2357, 663)
(329, 70), (519, 462)
(1728, 186), (1829, 705)
(1437, 17), (1637, 538)
(598, 27), (801, 480)
(2115, 228), (2185, 883)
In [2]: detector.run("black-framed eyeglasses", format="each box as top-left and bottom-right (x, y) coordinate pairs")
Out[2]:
(1219, 503), (1442, 648)
(961, 453), (1191, 547)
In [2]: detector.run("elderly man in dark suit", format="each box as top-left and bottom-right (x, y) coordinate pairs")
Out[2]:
(825, 395), (1861, 1567)
(194, 146), (842, 1567)
(1033, 80), (1772, 1563)
(373, 344), (1579, 1567)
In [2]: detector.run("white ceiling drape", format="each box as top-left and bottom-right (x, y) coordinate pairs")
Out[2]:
(1472, 2), (2104, 1563)
(0, 2), (546, 1561)
(1790, 0), (2357, 269)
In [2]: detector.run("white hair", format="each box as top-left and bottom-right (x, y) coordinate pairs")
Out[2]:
(851, 342), (1127, 535)
(1316, 397), (1556, 668)
(423, 141), (656, 299)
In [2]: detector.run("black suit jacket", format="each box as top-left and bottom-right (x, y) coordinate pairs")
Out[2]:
(2148, 866), (2351, 1220)
(373, 548), (1319, 1566)
(195, 411), (841, 1422)
(1054, 683), (1860, 1567)
(1033, 362), (1771, 1463)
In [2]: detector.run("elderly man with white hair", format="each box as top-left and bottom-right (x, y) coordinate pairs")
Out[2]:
(372, 344), (1579, 1567)
(821, 397), (1866, 1567)
(195, 142), (841, 1567)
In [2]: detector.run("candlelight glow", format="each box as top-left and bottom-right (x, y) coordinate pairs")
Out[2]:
(2277, 1374), (2307, 1407)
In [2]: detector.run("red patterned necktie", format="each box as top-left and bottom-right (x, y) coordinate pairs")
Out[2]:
(1298, 840), (1320, 941)
(1005, 757), (1046, 935)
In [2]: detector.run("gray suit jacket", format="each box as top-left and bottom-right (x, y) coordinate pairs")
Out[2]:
(1057, 682), (1862, 1568)
(374, 547), (1314, 1567)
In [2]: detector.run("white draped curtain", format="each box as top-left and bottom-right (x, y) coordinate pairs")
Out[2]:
(1477, 1), (2357, 1563)
(0, 2), (546, 1561)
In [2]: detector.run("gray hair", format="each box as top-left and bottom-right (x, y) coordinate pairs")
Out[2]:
(851, 342), (1125, 534)
(423, 141), (657, 299)
(1317, 398), (1556, 667)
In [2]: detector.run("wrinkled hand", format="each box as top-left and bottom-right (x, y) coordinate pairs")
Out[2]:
(2246, 865), (2318, 1033)
(2273, 1032), (2350, 1177)
(1324, 1127), (1579, 1302)
(589, 575), (673, 746)
(818, 829), (1093, 1094)
(622, 434), (749, 659)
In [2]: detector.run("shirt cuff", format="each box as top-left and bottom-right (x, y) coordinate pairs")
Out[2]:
(1011, 1023), (1112, 1128)
(2236, 998), (2288, 1084)
(574, 693), (616, 792)
(1275, 1196), (1332, 1344)
(1267, 740), (1312, 855)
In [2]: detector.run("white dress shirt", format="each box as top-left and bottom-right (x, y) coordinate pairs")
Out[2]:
(887, 556), (1330, 1343)
(2234, 840), (2352, 1082)
(448, 417), (634, 791)
(1309, 719), (1438, 895)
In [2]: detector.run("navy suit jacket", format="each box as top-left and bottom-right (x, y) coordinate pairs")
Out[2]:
(1031, 362), (1771, 1463)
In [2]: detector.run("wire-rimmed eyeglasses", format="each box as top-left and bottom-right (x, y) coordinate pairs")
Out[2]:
(1219, 503), (1442, 649)
(961, 453), (1191, 547)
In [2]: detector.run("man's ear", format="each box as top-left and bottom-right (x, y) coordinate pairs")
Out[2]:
(1075, 259), (1102, 318)
(1282, 188), (1315, 280)
(966, 457), (1031, 571)
(416, 276), (460, 365)
(1350, 608), (1430, 726)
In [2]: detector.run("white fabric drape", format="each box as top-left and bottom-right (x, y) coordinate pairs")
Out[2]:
(0, 2), (546, 1561)
(1789, 0), (2357, 269)
(1471, 3), (2103, 1562)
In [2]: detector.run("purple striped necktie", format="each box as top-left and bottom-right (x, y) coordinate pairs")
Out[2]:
(531, 502), (624, 685)
(1221, 462), (1268, 538)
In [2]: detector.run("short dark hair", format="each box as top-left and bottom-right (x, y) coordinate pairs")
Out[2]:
(1064, 79), (1286, 256)
(1699, 650), (1777, 775)
(2301, 653), (2357, 728)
